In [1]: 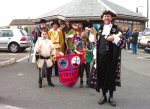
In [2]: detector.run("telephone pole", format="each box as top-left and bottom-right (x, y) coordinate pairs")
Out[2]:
(147, 0), (149, 27)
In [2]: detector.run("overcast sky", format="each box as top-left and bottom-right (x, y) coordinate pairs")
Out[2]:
(0, 0), (148, 26)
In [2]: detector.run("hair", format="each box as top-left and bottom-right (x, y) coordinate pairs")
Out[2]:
(41, 28), (48, 34)
(81, 32), (88, 38)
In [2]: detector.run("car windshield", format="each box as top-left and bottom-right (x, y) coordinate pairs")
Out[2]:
(144, 31), (150, 36)
(20, 30), (29, 36)
(138, 32), (143, 37)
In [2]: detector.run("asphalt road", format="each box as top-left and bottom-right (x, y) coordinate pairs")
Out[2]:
(0, 49), (150, 109)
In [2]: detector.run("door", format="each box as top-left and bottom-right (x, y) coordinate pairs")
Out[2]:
(0, 30), (13, 49)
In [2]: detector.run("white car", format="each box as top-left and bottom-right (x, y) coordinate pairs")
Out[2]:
(0, 29), (31, 53)
(139, 31), (150, 48)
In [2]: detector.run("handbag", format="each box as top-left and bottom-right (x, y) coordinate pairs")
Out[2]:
(88, 61), (97, 89)
(117, 37), (126, 49)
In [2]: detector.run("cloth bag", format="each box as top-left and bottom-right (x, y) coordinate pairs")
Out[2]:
(37, 59), (53, 68)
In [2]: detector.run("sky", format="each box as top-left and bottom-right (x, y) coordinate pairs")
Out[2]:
(0, 0), (148, 27)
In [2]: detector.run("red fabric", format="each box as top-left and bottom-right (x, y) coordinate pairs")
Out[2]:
(56, 54), (81, 87)
(59, 70), (79, 87)
(79, 50), (86, 63)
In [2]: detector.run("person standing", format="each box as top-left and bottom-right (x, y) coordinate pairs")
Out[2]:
(33, 19), (48, 44)
(48, 20), (65, 76)
(96, 10), (123, 106)
(74, 32), (94, 88)
(62, 21), (76, 54)
(33, 29), (56, 88)
(126, 27), (132, 50)
(131, 29), (138, 54)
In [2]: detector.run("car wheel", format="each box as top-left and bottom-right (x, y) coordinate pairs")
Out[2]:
(9, 43), (20, 53)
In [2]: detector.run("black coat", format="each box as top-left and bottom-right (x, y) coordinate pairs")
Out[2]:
(96, 24), (121, 93)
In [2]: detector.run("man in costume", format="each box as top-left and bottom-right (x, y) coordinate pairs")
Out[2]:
(48, 20), (65, 76)
(62, 21), (76, 54)
(96, 10), (123, 106)
(33, 19), (48, 44)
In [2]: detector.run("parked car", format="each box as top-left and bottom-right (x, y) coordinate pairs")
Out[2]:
(137, 31), (143, 46)
(139, 31), (150, 48)
(145, 41), (150, 53)
(0, 29), (31, 53)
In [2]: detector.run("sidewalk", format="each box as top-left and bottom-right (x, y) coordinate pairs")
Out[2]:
(0, 58), (16, 67)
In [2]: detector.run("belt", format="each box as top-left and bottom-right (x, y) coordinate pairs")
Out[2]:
(39, 56), (50, 59)
(53, 42), (60, 44)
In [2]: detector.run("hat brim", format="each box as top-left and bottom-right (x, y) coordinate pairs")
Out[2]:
(101, 10), (117, 18)
(40, 19), (46, 23)
(51, 22), (60, 27)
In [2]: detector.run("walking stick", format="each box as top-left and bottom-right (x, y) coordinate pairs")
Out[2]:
(27, 40), (34, 63)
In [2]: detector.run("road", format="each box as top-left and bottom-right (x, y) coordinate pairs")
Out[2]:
(0, 49), (150, 109)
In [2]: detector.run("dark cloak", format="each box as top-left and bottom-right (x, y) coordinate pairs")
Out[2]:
(96, 24), (121, 93)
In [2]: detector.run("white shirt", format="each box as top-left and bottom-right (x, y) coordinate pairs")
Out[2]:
(89, 33), (95, 43)
(32, 37), (56, 63)
(102, 23), (121, 45)
(102, 23), (112, 35)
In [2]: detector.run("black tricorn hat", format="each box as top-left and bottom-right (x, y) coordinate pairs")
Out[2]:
(51, 20), (60, 27)
(40, 19), (46, 23)
(101, 10), (117, 18)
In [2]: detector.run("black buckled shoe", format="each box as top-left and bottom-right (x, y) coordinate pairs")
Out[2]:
(108, 97), (116, 106)
(98, 96), (107, 105)
(48, 82), (55, 87)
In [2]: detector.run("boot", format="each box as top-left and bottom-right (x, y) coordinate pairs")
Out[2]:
(80, 79), (83, 88)
(86, 79), (89, 88)
(48, 82), (55, 87)
(39, 84), (42, 88)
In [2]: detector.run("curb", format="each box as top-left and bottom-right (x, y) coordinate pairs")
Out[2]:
(0, 58), (16, 67)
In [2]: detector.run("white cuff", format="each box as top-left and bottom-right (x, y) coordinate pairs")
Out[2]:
(112, 35), (120, 45)
(68, 34), (74, 38)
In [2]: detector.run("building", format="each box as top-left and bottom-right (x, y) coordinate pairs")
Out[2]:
(10, 19), (35, 35)
(35, 0), (148, 31)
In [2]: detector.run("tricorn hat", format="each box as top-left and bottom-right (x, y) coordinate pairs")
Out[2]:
(40, 19), (46, 23)
(101, 10), (117, 18)
(51, 20), (60, 27)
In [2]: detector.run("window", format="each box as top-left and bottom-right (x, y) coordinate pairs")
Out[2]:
(128, 21), (132, 24)
(115, 20), (120, 23)
(0, 30), (13, 37)
(119, 20), (124, 23)
(20, 30), (29, 36)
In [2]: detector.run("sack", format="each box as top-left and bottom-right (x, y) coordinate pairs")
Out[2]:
(37, 59), (44, 68)
(37, 59), (53, 68)
(45, 59), (53, 67)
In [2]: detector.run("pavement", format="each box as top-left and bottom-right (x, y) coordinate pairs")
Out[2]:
(0, 49), (150, 109)
(0, 58), (16, 67)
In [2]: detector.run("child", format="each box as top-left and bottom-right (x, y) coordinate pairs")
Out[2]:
(33, 29), (56, 88)
(74, 32), (94, 88)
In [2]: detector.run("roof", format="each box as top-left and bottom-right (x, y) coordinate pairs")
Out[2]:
(10, 19), (35, 26)
(37, 0), (148, 21)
